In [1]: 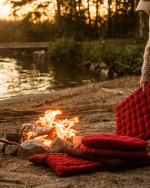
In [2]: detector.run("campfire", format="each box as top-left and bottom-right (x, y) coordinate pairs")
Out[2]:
(22, 109), (79, 148)
(0, 109), (80, 158)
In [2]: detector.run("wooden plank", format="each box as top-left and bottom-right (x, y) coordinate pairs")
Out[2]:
(0, 42), (51, 50)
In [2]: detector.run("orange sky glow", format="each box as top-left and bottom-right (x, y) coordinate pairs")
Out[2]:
(0, 0), (11, 19)
(0, 0), (109, 20)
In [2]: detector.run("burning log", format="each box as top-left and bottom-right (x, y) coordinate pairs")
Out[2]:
(21, 123), (53, 140)
(20, 110), (79, 152)
(45, 127), (56, 140)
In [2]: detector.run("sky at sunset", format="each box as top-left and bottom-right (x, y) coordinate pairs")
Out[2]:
(0, 0), (108, 20)
(0, 0), (11, 19)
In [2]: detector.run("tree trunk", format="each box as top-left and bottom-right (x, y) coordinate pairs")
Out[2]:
(71, 0), (78, 23)
(134, 0), (149, 39)
(112, 0), (118, 38)
(138, 11), (149, 39)
(87, 0), (91, 25)
(78, 0), (81, 17)
(95, 0), (99, 36)
(105, 0), (112, 38)
(56, 0), (61, 19)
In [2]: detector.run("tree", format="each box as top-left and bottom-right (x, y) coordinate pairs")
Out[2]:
(4, 0), (55, 21)
(87, 0), (91, 25)
(134, 0), (149, 39)
(4, 0), (139, 41)
(105, 0), (112, 38)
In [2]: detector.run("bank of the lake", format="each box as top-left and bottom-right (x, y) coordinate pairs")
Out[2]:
(1, 75), (150, 188)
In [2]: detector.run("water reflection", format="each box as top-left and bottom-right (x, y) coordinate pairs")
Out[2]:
(0, 54), (106, 100)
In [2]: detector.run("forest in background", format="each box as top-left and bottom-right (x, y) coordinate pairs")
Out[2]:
(0, 0), (149, 76)
(0, 0), (149, 42)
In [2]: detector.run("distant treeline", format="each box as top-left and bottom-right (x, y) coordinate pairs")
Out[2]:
(0, 0), (140, 42)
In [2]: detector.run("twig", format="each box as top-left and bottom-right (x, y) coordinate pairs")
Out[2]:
(0, 139), (20, 146)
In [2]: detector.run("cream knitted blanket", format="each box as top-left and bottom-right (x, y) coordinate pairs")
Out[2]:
(141, 15), (150, 83)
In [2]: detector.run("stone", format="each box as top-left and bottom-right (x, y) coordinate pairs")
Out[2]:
(0, 142), (7, 152)
(32, 50), (46, 62)
(89, 63), (100, 71)
(5, 145), (19, 156)
(81, 61), (91, 68)
(72, 136), (81, 147)
(19, 139), (49, 158)
(4, 132), (21, 143)
(50, 137), (73, 153)
(99, 62), (107, 69)
(101, 69), (109, 77)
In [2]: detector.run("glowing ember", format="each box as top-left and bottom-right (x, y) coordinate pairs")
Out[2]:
(22, 110), (79, 147)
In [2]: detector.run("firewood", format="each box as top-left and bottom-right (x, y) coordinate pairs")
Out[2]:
(0, 139), (20, 146)
(46, 127), (56, 140)
(21, 123), (52, 139)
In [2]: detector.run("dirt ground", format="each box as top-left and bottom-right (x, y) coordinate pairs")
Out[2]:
(0, 75), (150, 188)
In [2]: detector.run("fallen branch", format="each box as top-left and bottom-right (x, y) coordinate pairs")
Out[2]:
(0, 139), (20, 146)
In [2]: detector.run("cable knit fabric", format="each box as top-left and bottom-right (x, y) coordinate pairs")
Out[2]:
(141, 15), (150, 83)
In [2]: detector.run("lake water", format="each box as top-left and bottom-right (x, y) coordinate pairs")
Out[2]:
(0, 53), (108, 100)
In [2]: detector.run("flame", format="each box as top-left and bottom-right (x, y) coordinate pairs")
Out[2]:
(34, 135), (52, 147)
(36, 110), (61, 127)
(23, 110), (79, 147)
(24, 131), (33, 140)
(54, 117), (79, 140)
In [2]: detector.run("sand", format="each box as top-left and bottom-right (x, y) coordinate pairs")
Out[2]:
(1, 75), (150, 188)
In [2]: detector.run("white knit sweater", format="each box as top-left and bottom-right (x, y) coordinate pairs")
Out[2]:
(140, 16), (150, 83)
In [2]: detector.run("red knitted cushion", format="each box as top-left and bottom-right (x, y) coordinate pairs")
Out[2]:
(81, 134), (148, 151)
(65, 147), (87, 159)
(46, 153), (106, 176)
(65, 147), (150, 170)
(98, 155), (150, 170)
(29, 153), (106, 176)
(115, 81), (150, 140)
(80, 144), (148, 160)
(29, 153), (50, 166)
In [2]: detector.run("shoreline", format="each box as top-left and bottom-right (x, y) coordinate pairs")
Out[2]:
(0, 76), (140, 108)
(1, 75), (150, 188)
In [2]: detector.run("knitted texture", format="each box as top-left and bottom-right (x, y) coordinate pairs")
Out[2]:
(115, 81), (150, 140)
(81, 133), (148, 151)
(29, 153), (107, 176)
(141, 39), (150, 83)
(141, 16), (150, 83)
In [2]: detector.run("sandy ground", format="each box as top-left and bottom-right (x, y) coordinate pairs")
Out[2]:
(0, 75), (150, 188)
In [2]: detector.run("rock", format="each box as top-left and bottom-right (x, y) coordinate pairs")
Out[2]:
(72, 136), (81, 147)
(5, 145), (19, 156)
(50, 137), (73, 153)
(32, 50), (46, 62)
(99, 62), (107, 69)
(81, 61), (91, 68)
(0, 142), (7, 152)
(101, 69), (110, 77)
(89, 63), (100, 71)
(4, 132), (21, 143)
(19, 139), (49, 158)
